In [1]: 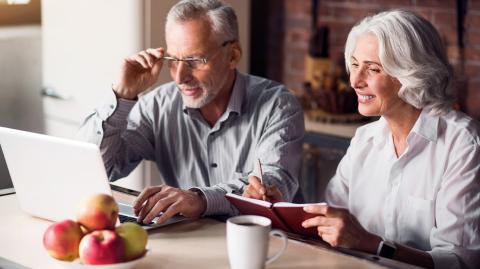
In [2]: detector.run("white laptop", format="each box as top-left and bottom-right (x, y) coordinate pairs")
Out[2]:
(0, 126), (185, 230)
(0, 143), (15, 196)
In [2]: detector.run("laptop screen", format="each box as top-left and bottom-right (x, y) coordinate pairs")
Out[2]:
(0, 145), (14, 195)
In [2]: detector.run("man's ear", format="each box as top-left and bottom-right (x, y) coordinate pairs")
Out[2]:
(229, 42), (242, 69)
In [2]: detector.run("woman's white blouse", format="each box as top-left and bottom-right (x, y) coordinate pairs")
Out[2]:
(325, 109), (480, 269)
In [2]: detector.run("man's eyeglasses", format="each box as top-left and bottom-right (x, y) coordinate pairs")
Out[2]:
(163, 40), (236, 71)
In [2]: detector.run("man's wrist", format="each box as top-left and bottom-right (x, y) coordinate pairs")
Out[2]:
(112, 83), (138, 100)
(190, 189), (207, 216)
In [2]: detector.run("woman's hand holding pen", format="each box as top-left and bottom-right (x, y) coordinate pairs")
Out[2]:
(242, 176), (283, 203)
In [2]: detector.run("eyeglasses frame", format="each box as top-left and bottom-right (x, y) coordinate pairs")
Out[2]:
(162, 40), (237, 70)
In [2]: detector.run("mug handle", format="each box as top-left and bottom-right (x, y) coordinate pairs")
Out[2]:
(265, 229), (288, 265)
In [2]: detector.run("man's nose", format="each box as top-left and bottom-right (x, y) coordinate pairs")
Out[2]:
(173, 61), (192, 85)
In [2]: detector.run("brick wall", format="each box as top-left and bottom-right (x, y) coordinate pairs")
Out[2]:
(280, 0), (480, 120)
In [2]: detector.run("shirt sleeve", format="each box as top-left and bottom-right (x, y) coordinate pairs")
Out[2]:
(254, 91), (304, 203)
(196, 91), (305, 216)
(77, 90), (154, 181)
(428, 140), (480, 269)
(76, 90), (119, 145)
(192, 185), (241, 216)
(324, 135), (357, 208)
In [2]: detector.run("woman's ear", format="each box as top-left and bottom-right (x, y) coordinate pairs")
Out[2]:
(229, 42), (242, 69)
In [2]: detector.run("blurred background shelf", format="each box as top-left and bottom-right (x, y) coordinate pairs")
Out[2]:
(305, 112), (365, 138)
(299, 113), (366, 203)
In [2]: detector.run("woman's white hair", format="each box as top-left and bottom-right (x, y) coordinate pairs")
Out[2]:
(344, 9), (454, 115)
(166, 0), (238, 45)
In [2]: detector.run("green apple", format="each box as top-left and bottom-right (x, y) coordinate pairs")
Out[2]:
(115, 222), (148, 260)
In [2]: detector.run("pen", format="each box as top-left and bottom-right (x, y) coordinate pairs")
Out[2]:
(256, 159), (267, 201)
(256, 159), (264, 185)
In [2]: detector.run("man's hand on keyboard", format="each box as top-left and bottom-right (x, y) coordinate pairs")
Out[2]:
(133, 185), (207, 225)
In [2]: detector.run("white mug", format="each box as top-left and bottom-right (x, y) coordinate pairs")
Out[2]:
(226, 215), (288, 269)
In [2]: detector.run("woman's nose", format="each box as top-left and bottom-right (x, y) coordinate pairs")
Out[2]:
(350, 69), (366, 89)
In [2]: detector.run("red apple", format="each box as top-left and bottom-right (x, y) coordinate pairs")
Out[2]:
(79, 230), (125, 265)
(43, 219), (84, 261)
(76, 193), (118, 231)
(116, 222), (148, 260)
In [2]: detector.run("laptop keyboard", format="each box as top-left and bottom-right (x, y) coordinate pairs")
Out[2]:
(119, 214), (154, 226)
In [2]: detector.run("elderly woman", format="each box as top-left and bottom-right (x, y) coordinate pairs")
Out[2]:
(243, 10), (480, 269)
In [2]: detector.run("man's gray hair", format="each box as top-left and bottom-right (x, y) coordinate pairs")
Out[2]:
(344, 9), (454, 115)
(166, 0), (238, 44)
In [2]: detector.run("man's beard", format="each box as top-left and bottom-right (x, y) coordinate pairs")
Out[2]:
(180, 84), (220, 109)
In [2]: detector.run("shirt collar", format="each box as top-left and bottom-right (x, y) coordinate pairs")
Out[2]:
(409, 108), (439, 142)
(225, 70), (246, 116)
(370, 117), (390, 146)
(368, 108), (439, 147)
(182, 70), (246, 116)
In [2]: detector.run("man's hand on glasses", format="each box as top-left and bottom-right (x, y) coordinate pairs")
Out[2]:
(113, 47), (165, 100)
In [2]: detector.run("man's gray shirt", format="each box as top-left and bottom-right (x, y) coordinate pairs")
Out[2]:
(78, 72), (304, 216)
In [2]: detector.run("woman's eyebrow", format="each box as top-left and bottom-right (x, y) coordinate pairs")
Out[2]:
(352, 56), (382, 66)
(363, 60), (382, 66)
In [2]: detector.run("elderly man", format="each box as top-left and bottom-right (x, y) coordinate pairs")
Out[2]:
(78, 0), (304, 225)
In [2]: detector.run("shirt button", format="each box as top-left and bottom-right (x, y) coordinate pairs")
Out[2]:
(211, 163), (218, 168)
(97, 131), (102, 135)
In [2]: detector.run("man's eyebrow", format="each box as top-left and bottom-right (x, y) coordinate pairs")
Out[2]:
(165, 52), (203, 59)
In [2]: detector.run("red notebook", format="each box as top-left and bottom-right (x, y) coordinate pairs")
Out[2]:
(225, 193), (326, 238)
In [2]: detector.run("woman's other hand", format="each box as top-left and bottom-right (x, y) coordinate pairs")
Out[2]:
(302, 204), (381, 253)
